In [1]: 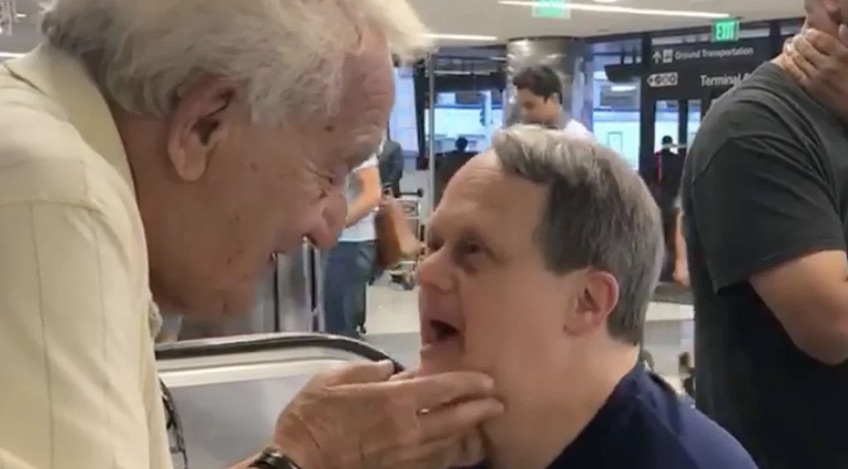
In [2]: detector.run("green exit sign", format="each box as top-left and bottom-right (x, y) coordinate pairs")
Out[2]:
(532, 0), (570, 19)
(712, 19), (740, 42)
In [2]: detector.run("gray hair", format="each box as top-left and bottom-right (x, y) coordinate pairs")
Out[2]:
(493, 125), (664, 345)
(40, 0), (433, 124)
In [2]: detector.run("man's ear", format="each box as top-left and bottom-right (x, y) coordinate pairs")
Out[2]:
(564, 270), (620, 336)
(166, 76), (236, 182)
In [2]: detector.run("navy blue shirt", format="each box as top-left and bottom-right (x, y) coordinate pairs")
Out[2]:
(462, 365), (757, 469)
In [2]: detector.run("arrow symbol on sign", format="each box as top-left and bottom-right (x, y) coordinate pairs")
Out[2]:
(653, 51), (661, 63)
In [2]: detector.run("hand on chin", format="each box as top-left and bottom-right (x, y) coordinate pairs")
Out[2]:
(390, 367), (488, 467)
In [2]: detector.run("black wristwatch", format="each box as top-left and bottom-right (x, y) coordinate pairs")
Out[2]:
(249, 447), (302, 469)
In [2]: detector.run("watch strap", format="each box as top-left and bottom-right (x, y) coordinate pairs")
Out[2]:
(249, 447), (302, 469)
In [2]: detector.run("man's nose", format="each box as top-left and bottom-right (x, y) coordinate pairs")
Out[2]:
(307, 195), (347, 250)
(417, 248), (454, 291)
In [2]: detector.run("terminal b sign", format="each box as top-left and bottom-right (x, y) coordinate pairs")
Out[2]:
(644, 68), (756, 100)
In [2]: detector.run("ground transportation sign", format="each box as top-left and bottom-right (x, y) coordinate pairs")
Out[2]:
(643, 38), (771, 100)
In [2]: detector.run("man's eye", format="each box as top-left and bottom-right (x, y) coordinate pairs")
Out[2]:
(458, 240), (483, 256)
(425, 238), (442, 255)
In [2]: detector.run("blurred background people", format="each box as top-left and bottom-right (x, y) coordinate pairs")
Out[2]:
(378, 135), (404, 198)
(324, 153), (382, 337)
(512, 65), (593, 139)
(673, 196), (689, 287)
(435, 136), (476, 207)
(647, 135), (685, 280)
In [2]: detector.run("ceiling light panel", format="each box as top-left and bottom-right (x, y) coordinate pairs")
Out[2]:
(498, 0), (730, 19)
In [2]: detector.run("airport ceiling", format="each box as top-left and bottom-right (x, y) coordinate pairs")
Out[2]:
(411, 0), (801, 44)
(0, 0), (802, 56)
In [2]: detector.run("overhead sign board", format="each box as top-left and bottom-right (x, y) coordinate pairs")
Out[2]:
(644, 39), (770, 100)
(650, 39), (770, 68)
(646, 72), (679, 88)
(644, 64), (757, 100)
(532, 0), (570, 19)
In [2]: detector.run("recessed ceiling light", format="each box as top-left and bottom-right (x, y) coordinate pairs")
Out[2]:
(593, 0), (619, 3)
(425, 33), (499, 41)
(0, 52), (24, 58)
(499, 0), (730, 18)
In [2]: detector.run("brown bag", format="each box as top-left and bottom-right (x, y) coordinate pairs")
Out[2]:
(375, 196), (421, 269)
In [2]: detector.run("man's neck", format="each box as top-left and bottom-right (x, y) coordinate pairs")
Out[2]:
(550, 113), (565, 130)
(484, 348), (639, 469)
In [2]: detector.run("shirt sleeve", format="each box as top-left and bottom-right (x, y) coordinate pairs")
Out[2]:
(0, 202), (154, 469)
(352, 154), (379, 172)
(690, 134), (845, 290)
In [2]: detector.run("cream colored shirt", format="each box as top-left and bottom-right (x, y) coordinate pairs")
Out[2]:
(0, 46), (172, 469)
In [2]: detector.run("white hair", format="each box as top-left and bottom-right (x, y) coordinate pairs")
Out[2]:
(41, 0), (434, 124)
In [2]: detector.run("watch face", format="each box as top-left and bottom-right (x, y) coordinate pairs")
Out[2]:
(162, 380), (189, 469)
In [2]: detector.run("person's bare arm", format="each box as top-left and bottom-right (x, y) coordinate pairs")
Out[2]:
(691, 133), (848, 365)
(750, 251), (848, 364)
(346, 164), (381, 227)
(674, 209), (685, 261)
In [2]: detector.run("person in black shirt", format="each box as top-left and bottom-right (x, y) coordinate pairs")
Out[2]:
(435, 137), (474, 207)
(377, 136), (404, 197)
(647, 136), (685, 280)
(680, 3), (848, 468)
(418, 125), (756, 469)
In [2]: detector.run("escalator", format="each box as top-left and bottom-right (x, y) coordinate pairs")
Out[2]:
(156, 333), (401, 468)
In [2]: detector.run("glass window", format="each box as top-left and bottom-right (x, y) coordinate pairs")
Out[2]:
(388, 67), (420, 159)
(590, 45), (641, 170)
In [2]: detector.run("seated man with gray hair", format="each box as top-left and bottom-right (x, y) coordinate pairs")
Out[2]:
(416, 125), (757, 469)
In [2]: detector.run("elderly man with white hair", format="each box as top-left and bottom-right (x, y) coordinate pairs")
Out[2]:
(0, 1), (503, 469)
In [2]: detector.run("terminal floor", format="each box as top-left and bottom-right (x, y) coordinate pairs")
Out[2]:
(361, 283), (686, 392)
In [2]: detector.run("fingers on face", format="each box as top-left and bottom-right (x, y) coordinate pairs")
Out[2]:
(785, 38), (819, 86)
(794, 32), (830, 71)
(398, 371), (496, 410)
(389, 368), (421, 382)
(318, 360), (395, 386)
(417, 397), (504, 442)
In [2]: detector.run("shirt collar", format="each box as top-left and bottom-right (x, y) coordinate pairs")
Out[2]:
(3, 44), (135, 193)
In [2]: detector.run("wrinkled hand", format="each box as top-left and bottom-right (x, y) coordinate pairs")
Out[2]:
(273, 361), (502, 469)
(783, 26), (848, 120)
(390, 368), (486, 467)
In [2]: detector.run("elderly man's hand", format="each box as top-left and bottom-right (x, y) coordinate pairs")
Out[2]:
(272, 361), (502, 469)
(783, 26), (848, 121)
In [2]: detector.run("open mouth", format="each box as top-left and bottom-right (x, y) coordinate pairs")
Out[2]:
(430, 319), (460, 342)
(420, 313), (464, 366)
